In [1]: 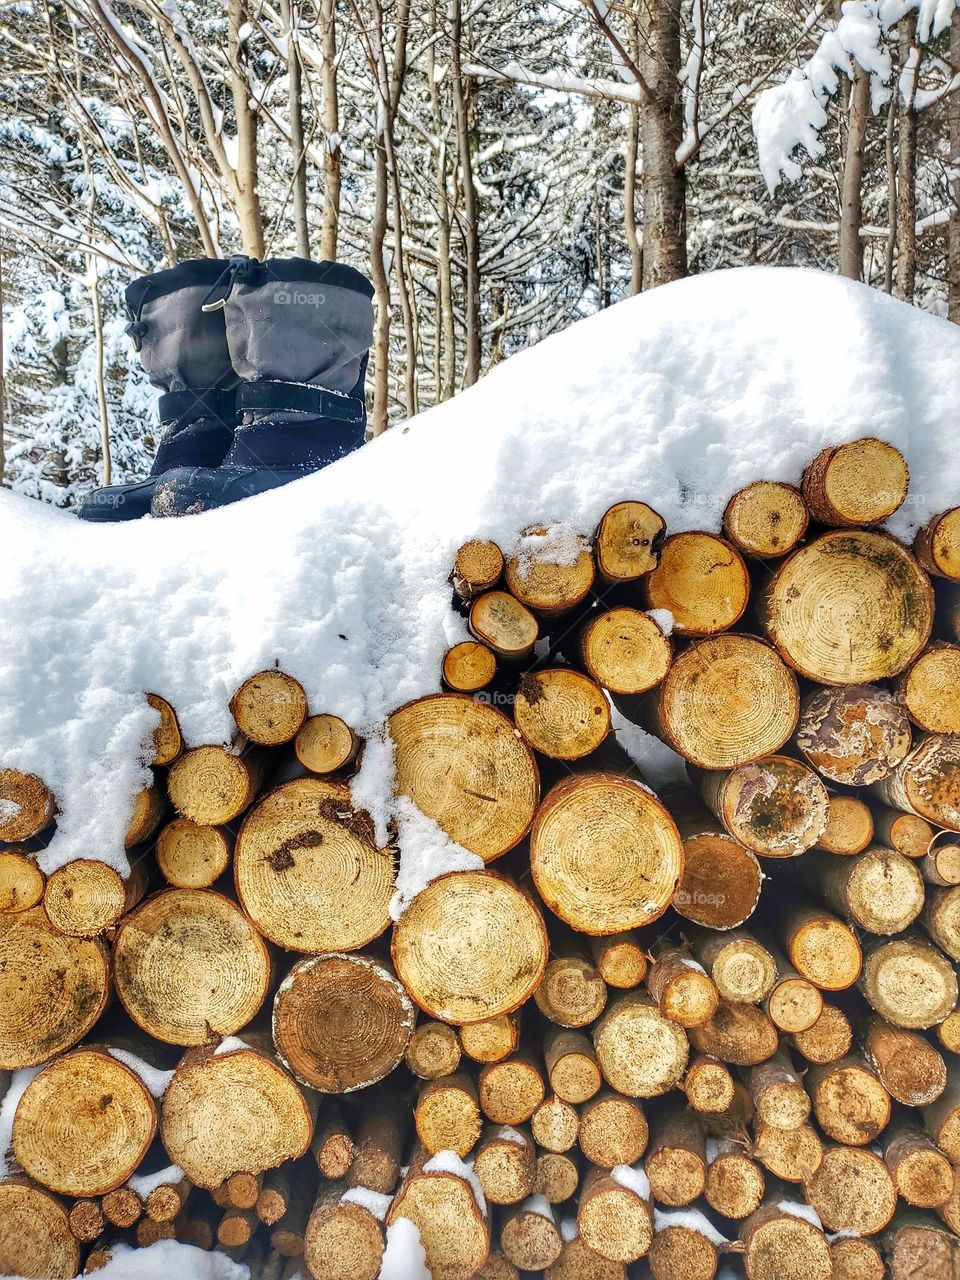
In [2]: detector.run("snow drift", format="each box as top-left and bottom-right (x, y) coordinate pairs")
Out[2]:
(1, 266), (958, 874)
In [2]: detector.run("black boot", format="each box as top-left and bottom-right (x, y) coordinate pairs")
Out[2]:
(151, 258), (373, 517)
(76, 259), (240, 522)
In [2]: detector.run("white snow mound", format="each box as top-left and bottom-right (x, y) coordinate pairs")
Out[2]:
(1, 267), (958, 873)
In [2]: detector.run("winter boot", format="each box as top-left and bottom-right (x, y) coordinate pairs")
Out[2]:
(151, 258), (374, 517)
(76, 258), (239, 522)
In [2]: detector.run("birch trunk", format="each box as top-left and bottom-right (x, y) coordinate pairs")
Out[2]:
(639, 0), (686, 290)
(320, 0), (341, 260)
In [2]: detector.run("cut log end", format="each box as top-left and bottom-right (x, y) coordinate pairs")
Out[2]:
(595, 500), (665, 581)
(914, 506), (960, 579)
(441, 641), (497, 693)
(146, 693), (182, 766)
(504, 526), (595, 615)
(0, 769), (54, 842)
(741, 1203), (832, 1280)
(861, 936), (958, 1029)
(801, 437), (909, 526)
(700, 756), (829, 858)
(514, 668), (610, 761)
(577, 1170), (653, 1265)
(0, 1181), (80, 1280)
(156, 817), (231, 889)
(723, 481), (809, 558)
(0, 850), (45, 914)
(580, 607), (671, 695)
(578, 1093), (649, 1169)
(469, 590), (539, 660)
(704, 1151), (765, 1220)
(167, 746), (262, 826)
(804, 1145), (896, 1237)
(593, 993), (689, 1098)
(531, 1095), (579, 1153)
(43, 858), (140, 937)
(415, 1073), (482, 1157)
(644, 531), (750, 636)
(295, 714), (360, 775)
(407, 1019), (463, 1078)
(452, 539), (504, 601)
(817, 795), (874, 855)
(897, 643), (960, 733)
(230, 670), (308, 746)
(797, 684), (911, 787)
(458, 1014), (519, 1065)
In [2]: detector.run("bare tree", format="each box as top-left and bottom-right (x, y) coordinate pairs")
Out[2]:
(895, 13), (921, 302)
(320, 0), (342, 260)
(838, 66), (870, 280)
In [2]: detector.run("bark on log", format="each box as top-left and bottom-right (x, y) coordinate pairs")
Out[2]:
(0, 769), (55, 841)
(938, 1009), (960, 1054)
(646, 1101), (707, 1206)
(723, 481), (809, 559)
(478, 1050), (546, 1125)
(808, 1055), (891, 1146)
(861, 1015), (947, 1106)
(156, 818), (232, 889)
(451, 539), (504, 601)
(468, 590), (538, 660)
(543, 1028), (602, 1103)
(921, 831), (960, 886)
(474, 1124), (535, 1205)
(687, 1000), (779, 1066)
(689, 929), (776, 1006)
(895, 643), (960, 734)
(883, 1123), (954, 1208)
(0, 906), (110, 1068)
(349, 1098), (405, 1195)
(759, 530), (933, 684)
(801, 438), (909, 526)
(860, 935), (958, 1028)
(925, 884), (960, 959)
(873, 732), (960, 831)
(504, 527), (595, 616)
(579, 607), (671, 694)
(114, 888), (270, 1045)
(697, 756), (829, 858)
(704, 1144), (765, 1219)
(514, 668), (610, 760)
(43, 856), (148, 937)
(594, 501), (665, 582)
(592, 992), (689, 1096)
(273, 952), (414, 1092)
(578, 1091), (649, 1168)
(780, 901), (862, 991)
(407, 1019), (462, 1078)
(386, 1147), (490, 1280)
(167, 745), (265, 825)
(922, 1068), (960, 1162)
(160, 1042), (314, 1188)
(12, 1048), (157, 1197)
(534, 941), (608, 1029)
(230, 670), (308, 746)
(389, 695), (540, 860)
(790, 1002), (853, 1065)
(653, 634), (798, 769)
(739, 1199), (832, 1280)
(747, 1053), (810, 1130)
(870, 805), (933, 858)
(0, 1179), (80, 1279)
(577, 1167), (654, 1264)
(804, 846), (924, 934)
(500, 1196), (563, 1271)
(588, 933), (648, 989)
(804, 1144), (897, 1237)
(796, 684), (911, 786)
(392, 869), (548, 1023)
(530, 1094), (579, 1153)
(459, 1015), (519, 1065)
(0, 849), (44, 913)
(414, 1072), (482, 1157)
(146, 693), (182, 766)
(643, 532), (750, 636)
(294, 715), (361, 775)
(441, 642), (497, 693)
(531, 774), (682, 933)
(913, 507), (960, 579)
(234, 778), (394, 953)
(647, 948), (719, 1028)
(817, 795), (874, 855)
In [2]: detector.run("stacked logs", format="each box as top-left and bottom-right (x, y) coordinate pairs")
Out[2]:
(2, 436), (960, 1279)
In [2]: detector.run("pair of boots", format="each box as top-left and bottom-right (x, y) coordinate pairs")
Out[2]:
(77, 256), (374, 521)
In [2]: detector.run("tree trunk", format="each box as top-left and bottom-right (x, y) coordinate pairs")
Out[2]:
(839, 64), (870, 280)
(450, 0), (481, 385)
(280, 0), (310, 258)
(895, 14), (920, 302)
(949, 9), (960, 321)
(639, 0), (686, 289)
(319, 0), (341, 260)
(227, 0), (264, 258)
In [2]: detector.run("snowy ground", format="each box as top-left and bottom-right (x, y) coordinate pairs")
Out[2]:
(1, 266), (958, 882)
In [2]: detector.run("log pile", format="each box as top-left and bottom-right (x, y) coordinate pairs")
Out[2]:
(3, 436), (960, 1279)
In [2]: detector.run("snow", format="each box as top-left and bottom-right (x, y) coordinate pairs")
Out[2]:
(379, 1218), (429, 1280)
(655, 1206), (728, 1246)
(0, 1068), (40, 1178)
(0, 1241), (248, 1280)
(213, 1036), (251, 1056)
(560, 1216), (579, 1242)
(423, 1150), (486, 1214)
(128, 1163), (184, 1197)
(522, 1193), (555, 1222)
(647, 607), (674, 637)
(496, 1125), (528, 1146)
(778, 1199), (823, 1229)
(342, 1186), (392, 1221)
(1, 269), (959, 878)
(108, 1048), (175, 1097)
(611, 1163), (650, 1200)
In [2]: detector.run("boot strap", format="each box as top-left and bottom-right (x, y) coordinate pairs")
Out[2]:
(158, 387), (236, 428)
(238, 379), (365, 424)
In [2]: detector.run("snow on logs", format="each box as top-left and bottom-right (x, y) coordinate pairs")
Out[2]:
(8, 436), (960, 1278)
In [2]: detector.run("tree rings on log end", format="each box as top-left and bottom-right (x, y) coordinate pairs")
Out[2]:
(594, 501), (665, 582)
(273, 952), (414, 1092)
(700, 756), (829, 858)
(643, 531), (750, 636)
(295, 713), (360, 775)
(230, 669), (308, 745)
(0, 769), (54, 842)
(146, 693), (182, 766)
(390, 694), (539, 861)
(469, 591), (539, 660)
(113, 888), (270, 1045)
(0, 850), (44, 913)
(580, 607), (671, 695)
(0, 1181), (80, 1280)
(801, 437), (909, 526)
(723, 481), (809, 558)
(531, 773), (682, 934)
(656, 634), (798, 770)
(797, 684), (911, 786)
(0, 907), (110, 1069)
(861, 936), (958, 1029)
(168, 746), (263, 825)
(161, 1046), (313, 1187)
(760, 530), (933, 685)
(514, 669), (610, 761)
(504, 526), (595, 615)
(235, 777), (393, 952)
(392, 870), (548, 1024)
(442, 642), (497, 694)
(593, 993), (689, 1097)
(156, 818), (231, 889)
(13, 1049), (157, 1196)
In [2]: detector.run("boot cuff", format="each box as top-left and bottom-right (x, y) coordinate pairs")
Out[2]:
(125, 258), (241, 313)
(256, 258), (375, 299)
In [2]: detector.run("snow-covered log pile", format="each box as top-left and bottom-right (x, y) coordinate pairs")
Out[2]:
(2, 269), (960, 1280)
